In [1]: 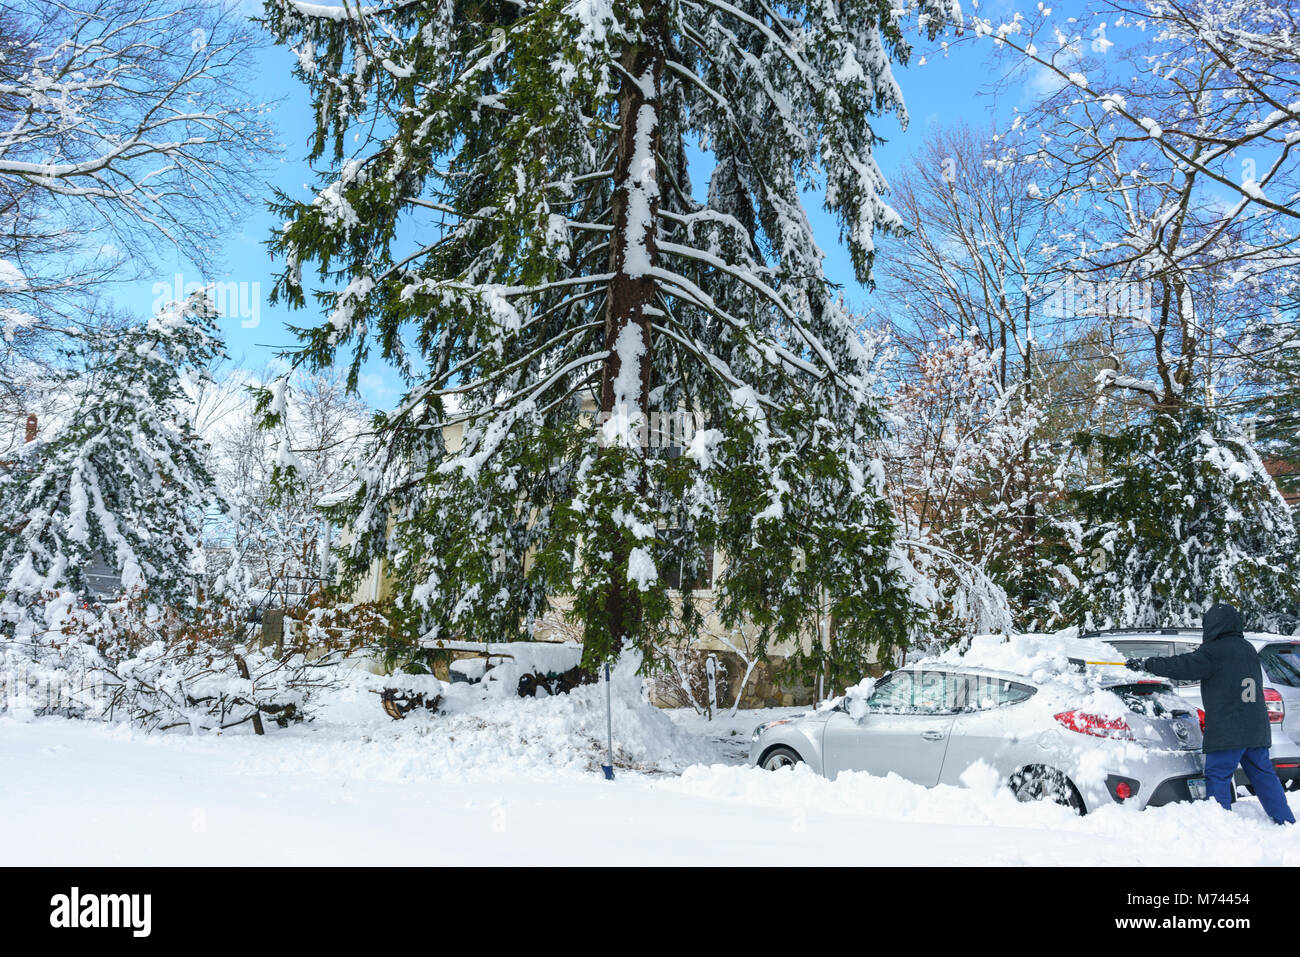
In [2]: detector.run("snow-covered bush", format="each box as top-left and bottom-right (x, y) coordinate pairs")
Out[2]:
(653, 641), (734, 715)
(0, 587), (388, 732)
(75, 596), (348, 733)
(0, 594), (109, 720)
(105, 640), (339, 734)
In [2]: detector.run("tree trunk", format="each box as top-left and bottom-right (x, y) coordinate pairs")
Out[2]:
(598, 19), (664, 654)
(234, 654), (265, 736)
(1021, 304), (1037, 614)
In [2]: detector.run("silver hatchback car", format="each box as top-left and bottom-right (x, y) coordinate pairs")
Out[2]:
(1101, 629), (1300, 790)
(750, 636), (1207, 813)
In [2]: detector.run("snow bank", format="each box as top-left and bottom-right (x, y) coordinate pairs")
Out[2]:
(6, 715), (1296, 865)
(663, 762), (1300, 865)
(4, 688), (1298, 864)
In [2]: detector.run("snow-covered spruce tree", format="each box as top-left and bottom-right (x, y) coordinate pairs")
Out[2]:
(1067, 404), (1300, 632)
(262, 0), (955, 686)
(0, 289), (226, 646)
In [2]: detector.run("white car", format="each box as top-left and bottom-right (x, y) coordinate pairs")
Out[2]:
(750, 635), (1208, 813)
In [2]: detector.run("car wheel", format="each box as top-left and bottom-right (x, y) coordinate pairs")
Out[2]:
(1010, 766), (1086, 814)
(760, 745), (803, 771)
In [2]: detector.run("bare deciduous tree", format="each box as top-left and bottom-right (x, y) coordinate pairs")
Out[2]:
(0, 0), (274, 359)
(201, 368), (372, 609)
(874, 125), (1070, 627)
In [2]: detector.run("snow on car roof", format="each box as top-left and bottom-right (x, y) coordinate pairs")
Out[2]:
(917, 631), (1134, 686)
(1246, 632), (1298, 647)
(1102, 629), (1298, 648)
(855, 632), (1172, 721)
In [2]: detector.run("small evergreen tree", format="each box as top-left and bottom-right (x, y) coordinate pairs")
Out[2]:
(1068, 404), (1300, 631)
(261, 0), (955, 686)
(0, 290), (226, 643)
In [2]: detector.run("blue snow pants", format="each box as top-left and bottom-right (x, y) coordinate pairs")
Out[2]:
(1204, 747), (1296, 825)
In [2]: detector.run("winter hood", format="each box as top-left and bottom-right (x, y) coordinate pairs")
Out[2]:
(1202, 603), (1244, 643)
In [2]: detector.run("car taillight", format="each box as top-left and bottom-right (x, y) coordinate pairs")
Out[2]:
(1115, 781), (1132, 800)
(1197, 708), (1206, 733)
(1265, 688), (1285, 725)
(1055, 710), (1135, 740)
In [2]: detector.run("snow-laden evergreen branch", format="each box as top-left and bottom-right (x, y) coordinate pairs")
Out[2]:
(264, 0), (959, 682)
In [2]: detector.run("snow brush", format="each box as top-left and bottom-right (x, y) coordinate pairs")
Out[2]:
(1067, 657), (1128, 671)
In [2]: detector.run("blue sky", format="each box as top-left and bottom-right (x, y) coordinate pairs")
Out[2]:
(109, 3), (1052, 410)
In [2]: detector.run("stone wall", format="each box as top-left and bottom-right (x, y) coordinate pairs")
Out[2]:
(645, 649), (886, 710)
(731, 658), (887, 708)
(732, 656), (815, 709)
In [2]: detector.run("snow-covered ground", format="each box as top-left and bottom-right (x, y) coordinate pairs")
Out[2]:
(2, 665), (1298, 866)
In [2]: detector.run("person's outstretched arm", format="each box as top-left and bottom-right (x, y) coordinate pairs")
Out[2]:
(1128, 645), (1216, 682)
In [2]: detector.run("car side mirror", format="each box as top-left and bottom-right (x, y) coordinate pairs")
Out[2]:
(843, 677), (876, 721)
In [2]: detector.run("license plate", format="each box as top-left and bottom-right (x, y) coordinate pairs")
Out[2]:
(1187, 777), (1207, 800)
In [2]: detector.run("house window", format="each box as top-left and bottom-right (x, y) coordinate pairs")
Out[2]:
(660, 526), (713, 591)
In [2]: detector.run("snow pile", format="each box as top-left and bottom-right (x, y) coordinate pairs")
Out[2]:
(668, 761), (1050, 829)
(926, 632), (1162, 722)
(443, 667), (715, 774)
(275, 652), (718, 782)
(444, 650), (716, 771)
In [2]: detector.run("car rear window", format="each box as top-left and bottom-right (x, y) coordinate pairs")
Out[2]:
(1260, 644), (1300, 688)
(1109, 639), (1200, 687)
(1108, 640), (1173, 658)
(1109, 682), (1184, 717)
